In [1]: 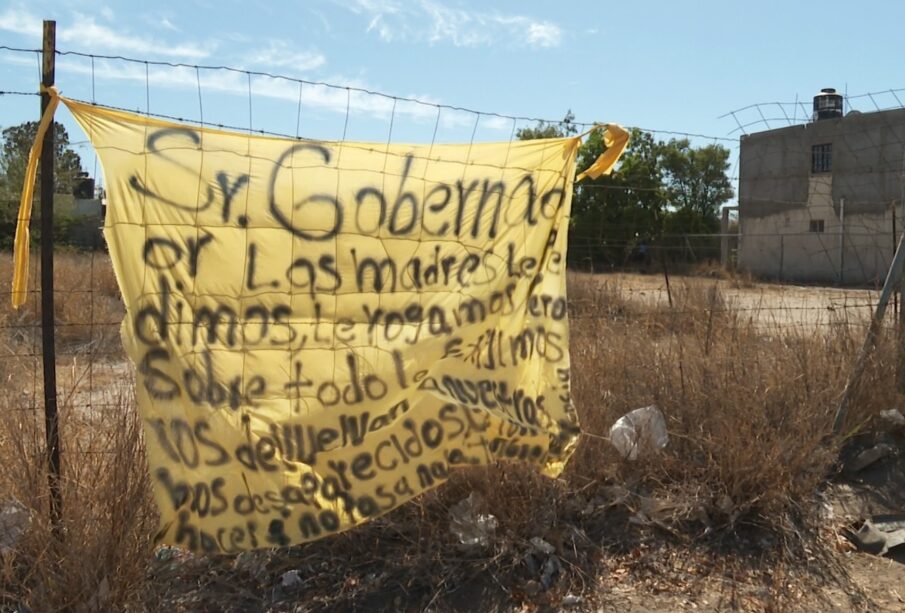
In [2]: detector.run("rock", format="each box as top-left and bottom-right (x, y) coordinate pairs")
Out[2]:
(879, 409), (905, 428)
(845, 443), (895, 475)
(529, 536), (555, 555)
(0, 499), (30, 554)
(86, 577), (110, 611)
(540, 556), (561, 590)
(281, 570), (302, 588)
(562, 593), (584, 606)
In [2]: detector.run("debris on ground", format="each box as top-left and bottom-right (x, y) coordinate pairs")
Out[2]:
(879, 409), (905, 429)
(86, 577), (110, 612)
(561, 593), (583, 606)
(844, 443), (896, 475)
(539, 555), (561, 590)
(609, 405), (669, 460)
(449, 492), (498, 547)
(522, 535), (561, 591)
(0, 499), (30, 554)
(280, 570), (302, 589)
(529, 536), (555, 555)
(845, 514), (905, 557)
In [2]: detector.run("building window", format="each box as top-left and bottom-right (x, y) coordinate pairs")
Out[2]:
(811, 143), (832, 173)
(809, 219), (825, 233)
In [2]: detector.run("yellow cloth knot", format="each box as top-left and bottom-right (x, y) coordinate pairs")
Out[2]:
(575, 123), (630, 182)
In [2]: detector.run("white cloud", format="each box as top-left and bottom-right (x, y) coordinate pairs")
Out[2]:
(63, 13), (212, 59)
(306, 8), (333, 33)
(366, 15), (396, 42)
(346, 0), (403, 16)
(35, 55), (510, 132)
(50, 56), (443, 125)
(480, 115), (515, 132)
(339, 0), (562, 49)
(0, 8), (213, 60)
(525, 21), (561, 48)
(99, 6), (114, 21)
(160, 17), (180, 32)
(247, 41), (326, 71)
(0, 7), (40, 37)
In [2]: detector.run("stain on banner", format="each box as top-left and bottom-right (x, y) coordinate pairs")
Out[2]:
(17, 95), (627, 552)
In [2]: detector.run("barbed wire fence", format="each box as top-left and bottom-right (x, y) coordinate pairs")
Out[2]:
(2, 36), (905, 538)
(721, 87), (905, 135)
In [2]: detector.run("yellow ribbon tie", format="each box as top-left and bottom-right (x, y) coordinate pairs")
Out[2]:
(575, 123), (630, 182)
(11, 85), (61, 309)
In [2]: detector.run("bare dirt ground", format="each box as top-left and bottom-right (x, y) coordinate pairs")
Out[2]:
(585, 271), (882, 330)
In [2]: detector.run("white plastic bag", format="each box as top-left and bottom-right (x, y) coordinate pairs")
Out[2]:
(449, 492), (497, 547)
(609, 405), (669, 460)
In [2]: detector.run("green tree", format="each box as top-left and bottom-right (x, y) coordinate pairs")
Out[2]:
(516, 110), (577, 140)
(518, 114), (735, 268)
(659, 139), (734, 234)
(570, 128), (665, 266)
(0, 121), (84, 217)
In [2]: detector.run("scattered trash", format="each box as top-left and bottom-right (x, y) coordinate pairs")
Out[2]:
(540, 555), (561, 590)
(449, 493), (497, 547)
(844, 514), (905, 556)
(714, 493), (742, 523)
(232, 550), (269, 581)
(529, 536), (555, 555)
(609, 405), (669, 460)
(844, 443), (895, 475)
(86, 577), (110, 612)
(0, 499), (31, 554)
(280, 570), (302, 589)
(879, 409), (905, 428)
(523, 535), (561, 591)
(562, 593), (584, 606)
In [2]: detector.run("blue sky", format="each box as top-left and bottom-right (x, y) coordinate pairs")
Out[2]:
(2, 0), (905, 195)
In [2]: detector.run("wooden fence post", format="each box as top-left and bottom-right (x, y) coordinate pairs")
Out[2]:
(40, 19), (62, 534)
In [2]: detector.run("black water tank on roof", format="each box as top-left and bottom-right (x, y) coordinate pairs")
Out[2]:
(73, 171), (95, 199)
(813, 88), (844, 121)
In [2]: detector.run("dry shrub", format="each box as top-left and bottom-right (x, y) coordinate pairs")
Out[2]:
(0, 362), (155, 611)
(0, 254), (892, 610)
(0, 250), (151, 611)
(565, 272), (891, 528)
(683, 260), (759, 288)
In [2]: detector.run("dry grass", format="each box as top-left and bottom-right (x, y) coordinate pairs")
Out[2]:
(0, 381), (156, 612)
(0, 250), (124, 354)
(0, 254), (897, 611)
(0, 252), (148, 612)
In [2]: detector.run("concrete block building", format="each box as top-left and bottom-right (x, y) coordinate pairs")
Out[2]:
(738, 88), (905, 285)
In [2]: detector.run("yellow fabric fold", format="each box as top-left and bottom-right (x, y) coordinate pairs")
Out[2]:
(11, 85), (61, 309)
(575, 123), (630, 182)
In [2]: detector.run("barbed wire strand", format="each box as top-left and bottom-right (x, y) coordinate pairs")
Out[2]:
(0, 45), (738, 143)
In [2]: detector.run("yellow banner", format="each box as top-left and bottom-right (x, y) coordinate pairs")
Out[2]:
(63, 99), (597, 553)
